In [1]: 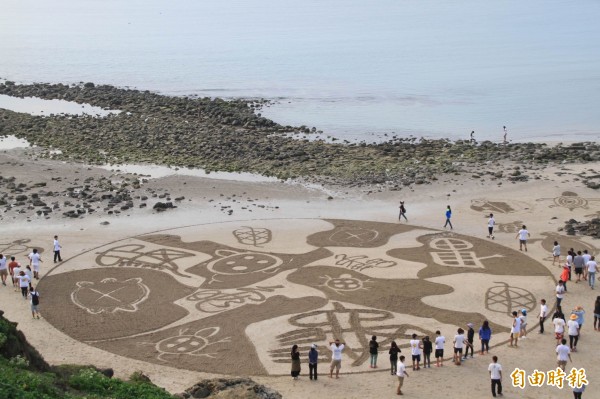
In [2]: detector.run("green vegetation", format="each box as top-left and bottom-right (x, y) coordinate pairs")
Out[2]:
(0, 313), (175, 399)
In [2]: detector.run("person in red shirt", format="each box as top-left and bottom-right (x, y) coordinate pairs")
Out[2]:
(561, 264), (570, 292)
(8, 256), (20, 286)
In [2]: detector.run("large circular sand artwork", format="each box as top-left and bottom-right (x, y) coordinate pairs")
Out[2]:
(39, 219), (553, 376)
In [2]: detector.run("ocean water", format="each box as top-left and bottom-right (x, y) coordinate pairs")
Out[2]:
(1, 0), (599, 142)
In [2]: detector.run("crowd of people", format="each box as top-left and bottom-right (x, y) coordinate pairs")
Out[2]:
(286, 232), (596, 398)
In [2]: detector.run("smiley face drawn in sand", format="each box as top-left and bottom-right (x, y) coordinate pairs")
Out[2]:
(207, 250), (283, 275)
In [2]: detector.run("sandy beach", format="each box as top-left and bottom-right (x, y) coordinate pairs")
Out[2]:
(0, 145), (598, 398)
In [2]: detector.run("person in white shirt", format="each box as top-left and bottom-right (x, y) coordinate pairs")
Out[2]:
(556, 338), (572, 371)
(515, 225), (530, 251)
(18, 271), (30, 299)
(409, 333), (422, 371)
(53, 235), (62, 263)
(553, 312), (566, 344)
(487, 214), (495, 239)
(488, 355), (503, 397)
(567, 314), (580, 352)
(0, 254), (7, 286)
(539, 299), (548, 334)
(328, 339), (345, 379)
(28, 248), (42, 280)
(396, 355), (410, 395)
(453, 328), (465, 365)
(12, 264), (22, 291)
(582, 250), (591, 281)
(587, 256), (597, 290)
(552, 241), (561, 266)
(434, 330), (445, 367)
(509, 311), (521, 347)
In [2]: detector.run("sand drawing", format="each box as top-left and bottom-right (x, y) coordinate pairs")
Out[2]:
(429, 237), (502, 268)
(334, 253), (396, 271)
(95, 244), (194, 277)
(318, 274), (371, 296)
(539, 233), (597, 255)
(71, 277), (150, 314)
(39, 218), (553, 375)
(485, 282), (537, 316)
(152, 327), (231, 361)
(496, 221), (524, 234)
(0, 238), (43, 255)
(537, 191), (600, 211)
(186, 285), (284, 313)
(471, 199), (517, 213)
(232, 226), (272, 247)
(272, 302), (433, 366)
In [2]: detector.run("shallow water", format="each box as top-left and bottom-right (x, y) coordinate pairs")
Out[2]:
(1, 0), (599, 142)
(0, 94), (119, 117)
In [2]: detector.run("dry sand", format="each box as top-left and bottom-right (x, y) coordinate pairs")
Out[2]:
(0, 148), (599, 399)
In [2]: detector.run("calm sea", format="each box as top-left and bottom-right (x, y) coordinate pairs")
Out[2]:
(1, 0), (599, 142)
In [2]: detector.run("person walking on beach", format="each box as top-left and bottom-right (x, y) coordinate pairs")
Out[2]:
(487, 214), (495, 239)
(396, 355), (410, 396)
(588, 256), (598, 290)
(556, 338), (572, 371)
(572, 306), (585, 335)
(53, 235), (62, 263)
(478, 320), (492, 354)
(516, 225), (530, 251)
(30, 286), (40, 319)
(539, 299), (548, 334)
(444, 206), (453, 229)
(509, 311), (521, 347)
(28, 248), (42, 280)
(369, 335), (379, 368)
(12, 262), (21, 291)
(567, 314), (580, 352)
(488, 355), (503, 397)
(308, 344), (318, 380)
(389, 341), (400, 375)
(18, 271), (30, 299)
(593, 296), (600, 331)
(0, 254), (7, 286)
(8, 256), (19, 288)
(409, 333), (422, 371)
(552, 241), (561, 266)
(434, 330), (445, 367)
(329, 339), (345, 379)
(553, 309), (566, 344)
(560, 266), (569, 295)
(574, 251), (585, 283)
(290, 344), (301, 380)
(470, 130), (475, 143)
(519, 309), (528, 339)
(582, 250), (591, 281)
(398, 201), (408, 222)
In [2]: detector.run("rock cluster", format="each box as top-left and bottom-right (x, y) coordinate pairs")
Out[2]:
(563, 218), (600, 239)
(2, 82), (599, 187)
(178, 378), (282, 399)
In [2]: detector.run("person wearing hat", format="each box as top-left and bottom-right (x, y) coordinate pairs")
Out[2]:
(308, 343), (319, 380)
(519, 309), (528, 339)
(567, 313), (580, 352)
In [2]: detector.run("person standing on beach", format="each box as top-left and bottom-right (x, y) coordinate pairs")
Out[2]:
(587, 256), (597, 290)
(396, 355), (409, 396)
(422, 336), (432, 368)
(487, 214), (495, 239)
(409, 333), (422, 371)
(503, 126), (508, 144)
(53, 235), (62, 263)
(290, 344), (301, 380)
(509, 311), (521, 347)
(369, 335), (379, 368)
(593, 296), (600, 331)
(453, 328), (465, 365)
(516, 225), (530, 251)
(308, 344), (318, 380)
(463, 323), (475, 360)
(488, 355), (503, 397)
(552, 241), (561, 266)
(0, 254), (7, 286)
(389, 341), (400, 375)
(470, 130), (475, 143)
(30, 286), (40, 319)
(28, 248), (42, 280)
(478, 320), (492, 354)
(539, 299), (548, 334)
(444, 206), (453, 229)
(329, 339), (345, 379)
(434, 330), (445, 367)
(398, 201), (408, 222)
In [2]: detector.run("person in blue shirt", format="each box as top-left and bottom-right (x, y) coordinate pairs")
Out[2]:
(444, 205), (453, 229)
(479, 320), (492, 354)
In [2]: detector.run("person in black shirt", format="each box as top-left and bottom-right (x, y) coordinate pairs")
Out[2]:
(463, 323), (475, 360)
